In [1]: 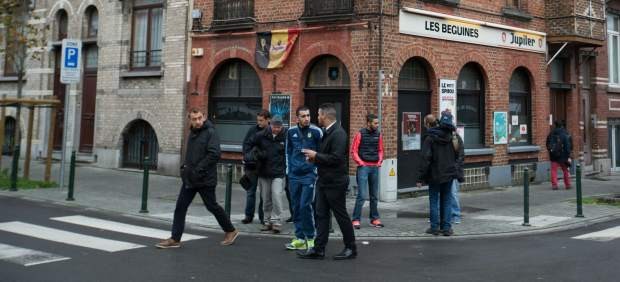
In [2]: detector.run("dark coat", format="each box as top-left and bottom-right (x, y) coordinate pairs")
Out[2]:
(417, 126), (459, 185)
(181, 121), (221, 188)
(252, 127), (287, 178)
(242, 125), (266, 169)
(315, 123), (349, 188)
(546, 127), (572, 163)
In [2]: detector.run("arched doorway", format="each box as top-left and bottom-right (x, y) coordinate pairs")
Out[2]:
(397, 58), (432, 189)
(79, 6), (99, 153)
(3, 117), (16, 155)
(53, 9), (69, 150)
(122, 120), (158, 170)
(304, 55), (350, 133)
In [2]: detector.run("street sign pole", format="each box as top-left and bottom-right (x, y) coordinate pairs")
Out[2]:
(59, 39), (82, 188)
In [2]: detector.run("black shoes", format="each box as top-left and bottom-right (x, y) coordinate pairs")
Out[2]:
(425, 228), (440, 236)
(333, 248), (357, 260)
(286, 217), (293, 223)
(297, 247), (325, 260)
(241, 217), (253, 224)
(442, 229), (454, 236)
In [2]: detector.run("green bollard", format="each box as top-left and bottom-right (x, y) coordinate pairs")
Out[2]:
(140, 157), (150, 213)
(522, 167), (530, 226)
(66, 151), (76, 201)
(575, 163), (584, 217)
(224, 164), (233, 217)
(10, 145), (20, 191)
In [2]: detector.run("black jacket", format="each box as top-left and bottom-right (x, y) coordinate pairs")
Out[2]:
(546, 128), (572, 163)
(315, 123), (349, 188)
(181, 121), (221, 188)
(252, 127), (287, 178)
(417, 126), (459, 185)
(242, 125), (266, 169)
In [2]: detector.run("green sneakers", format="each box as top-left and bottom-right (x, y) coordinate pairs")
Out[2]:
(285, 238), (307, 250)
(306, 239), (315, 249)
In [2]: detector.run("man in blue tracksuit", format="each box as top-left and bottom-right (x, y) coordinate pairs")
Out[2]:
(285, 105), (322, 250)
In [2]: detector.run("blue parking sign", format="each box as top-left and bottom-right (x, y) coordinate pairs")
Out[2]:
(60, 39), (82, 84)
(64, 47), (79, 68)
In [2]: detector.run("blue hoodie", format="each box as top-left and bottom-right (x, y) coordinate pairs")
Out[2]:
(286, 124), (323, 179)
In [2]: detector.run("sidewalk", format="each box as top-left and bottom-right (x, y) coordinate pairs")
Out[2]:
(1, 158), (620, 239)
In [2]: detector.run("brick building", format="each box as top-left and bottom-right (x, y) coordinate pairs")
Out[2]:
(190, 0), (599, 196)
(605, 0), (620, 172)
(0, 0), (189, 176)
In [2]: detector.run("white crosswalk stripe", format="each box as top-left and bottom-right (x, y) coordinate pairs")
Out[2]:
(0, 222), (144, 252)
(50, 215), (205, 241)
(0, 243), (70, 267)
(572, 226), (620, 242)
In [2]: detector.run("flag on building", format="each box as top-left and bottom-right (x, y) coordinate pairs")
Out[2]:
(256, 29), (300, 69)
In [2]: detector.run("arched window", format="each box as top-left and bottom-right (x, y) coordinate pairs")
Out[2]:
(57, 10), (68, 41)
(122, 120), (158, 169)
(85, 7), (98, 38)
(398, 59), (430, 91)
(457, 63), (485, 148)
(209, 60), (262, 144)
(509, 69), (532, 145)
(306, 56), (350, 88)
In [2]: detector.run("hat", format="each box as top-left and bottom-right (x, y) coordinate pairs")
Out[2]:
(439, 110), (455, 129)
(271, 115), (284, 126)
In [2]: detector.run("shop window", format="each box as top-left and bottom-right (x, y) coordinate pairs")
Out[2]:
(457, 63), (485, 148)
(608, 14), (620, 85)
(398, 59), (430, 90)
(209, 60), (262, 145)
(306, 56), (350, 88)
(131, 0), (163, 69)
(509, 68), (531, 145)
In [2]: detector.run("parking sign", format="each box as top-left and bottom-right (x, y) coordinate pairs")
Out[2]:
(60, 39), (82, 84)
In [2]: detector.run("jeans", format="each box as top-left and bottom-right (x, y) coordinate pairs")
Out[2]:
(259, 177), (285, 225)
(551, 161), (571, 188)
(244, 182), (264, 221)
(352, 166), (380, 221)
(289, 176), (316, 240)
(428, 181), (453, 231)
(450, 180), (461, 222)
(171, 184), (235, 241)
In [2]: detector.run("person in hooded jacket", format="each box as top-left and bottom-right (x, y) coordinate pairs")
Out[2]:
(417, 111), (460, 236)
(156, 108), (238, 248)
(546, 120), (572, 190)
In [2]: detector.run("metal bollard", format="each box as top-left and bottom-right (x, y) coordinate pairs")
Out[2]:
(224, 164), (233, 217)
(522, 167), (530, 226)
(575, 163), (584, 218)
(10, 145), (20, 191)
(140, 157), (150, 213)
(66, 151), (76, 201)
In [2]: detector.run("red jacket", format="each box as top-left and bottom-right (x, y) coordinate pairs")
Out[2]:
(350, 131), (384, 167)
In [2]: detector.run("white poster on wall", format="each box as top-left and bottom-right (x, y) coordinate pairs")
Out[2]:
(439, 79), (457, 122)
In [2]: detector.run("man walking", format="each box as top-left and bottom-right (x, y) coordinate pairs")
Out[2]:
(250, 116), (288, 233)
(285, 106), (322, 250)
(546, 120), (572, 190)
(350, 113), (384, 229)
(241, 110), (270, 224)
(156, 108), (238, 248)
(416, 111), (460, 236)
(298, 103), (357, 260)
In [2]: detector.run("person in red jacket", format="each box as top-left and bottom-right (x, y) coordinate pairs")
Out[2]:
(350, 114), (384, 229)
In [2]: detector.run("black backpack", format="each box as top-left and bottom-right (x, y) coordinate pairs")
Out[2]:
(547, 133), (564, 159)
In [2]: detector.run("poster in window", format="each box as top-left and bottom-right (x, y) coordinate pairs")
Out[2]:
(493, 112), (508, 145)
(269, 94), (291, 127)
(402, 112), (421, 151)
(439, 79), (457, 122)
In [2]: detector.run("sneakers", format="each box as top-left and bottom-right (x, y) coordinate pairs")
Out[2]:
(425, 228), (440, 236)
(370, 219), (384, 228)
(241, 217), (253, 224)
(155, 238), (180, 249)
(272, 224), (281, 234)
(220, 230), (239, 246)
(285, 238), (307, 250)
(442, 229), (454, 236)
(260, 224), (273, 232)
(551, 186), (559, 190)
(306, 239), (315, 249)
(352, 220), (361, 229)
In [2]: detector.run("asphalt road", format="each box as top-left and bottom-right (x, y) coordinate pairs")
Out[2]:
(1, 196), (619, 282)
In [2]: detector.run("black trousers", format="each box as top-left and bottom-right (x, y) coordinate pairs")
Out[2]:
(171, 184), (235, 241)
(315, 184), (356, 251)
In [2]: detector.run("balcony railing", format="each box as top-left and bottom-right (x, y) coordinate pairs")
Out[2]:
(212, 0), (255, 31)
(546, 0), (606, 46)
(301, 0), (354, 22)
(130, 50), (162, 69)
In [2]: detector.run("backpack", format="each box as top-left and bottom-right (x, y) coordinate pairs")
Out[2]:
(547, 133), (564, 159)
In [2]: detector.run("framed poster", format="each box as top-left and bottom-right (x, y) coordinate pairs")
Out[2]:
(493, 112), (508, 145)
(402, 112), (422, 150)
(269, 94), (291, 127)
(439, 79), (457, 122)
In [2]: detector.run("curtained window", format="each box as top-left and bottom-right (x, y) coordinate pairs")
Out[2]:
(509, 69), (532, 145)
(131, 0), (163, 69)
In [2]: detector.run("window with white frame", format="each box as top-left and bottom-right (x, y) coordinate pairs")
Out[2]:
(608, 14), (620, 85)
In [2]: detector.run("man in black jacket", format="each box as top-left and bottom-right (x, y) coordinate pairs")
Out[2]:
(298, 103), (356, 260)
(156, 108), (238, 248)
(241, 110), (270, 224)
(546, 120), (573, 190)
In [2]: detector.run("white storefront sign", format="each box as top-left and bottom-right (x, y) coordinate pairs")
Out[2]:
(399, 8), (546, 53)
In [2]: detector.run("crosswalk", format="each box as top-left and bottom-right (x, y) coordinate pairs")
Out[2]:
(0, 215), (205, 267)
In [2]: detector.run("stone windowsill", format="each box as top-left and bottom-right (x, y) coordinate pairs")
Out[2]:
(120, 70), (163, 78)
(608, 85), (620, 93)
(0, 76), (19, 82)
(501, 7), (533, 21)
(221, 144), (242, 152)
(464, 148), (495, 156)
(421, 0), (460, 6)
(508, 145), (540, 154)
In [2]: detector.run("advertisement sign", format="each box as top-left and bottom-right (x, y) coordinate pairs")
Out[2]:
(439, 79), (457, 121)
(269, 94), (291, 127)
(400, 8), (546, 53)
(402, 112), (422, 151)
(494, 112), (508, 145)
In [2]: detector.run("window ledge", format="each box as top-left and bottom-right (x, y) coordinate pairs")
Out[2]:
(0, 76), (19, 82)
(547, 82), (575, 90)
(120, 70), (163, 78)
(607, 85), (620, 93)
(508, 145), (540, 153)
(221, 144), (242, 152)
(421, 0), (460, 7)
(501, 7), (532, 21)
(465, 148), (495, 156)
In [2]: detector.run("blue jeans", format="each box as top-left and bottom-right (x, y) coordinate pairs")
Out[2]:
(244, 182), (263, 222)
(289, 176), (316, 240)
(352, 166), (380, 221)
(428, 181), (453, 231)
(450, 180), (461, 222)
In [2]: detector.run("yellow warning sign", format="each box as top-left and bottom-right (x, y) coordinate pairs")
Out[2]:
(389, 168), (396, 176)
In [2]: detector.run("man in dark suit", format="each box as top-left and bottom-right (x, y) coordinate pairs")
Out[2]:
(297, 103), (357, 260)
